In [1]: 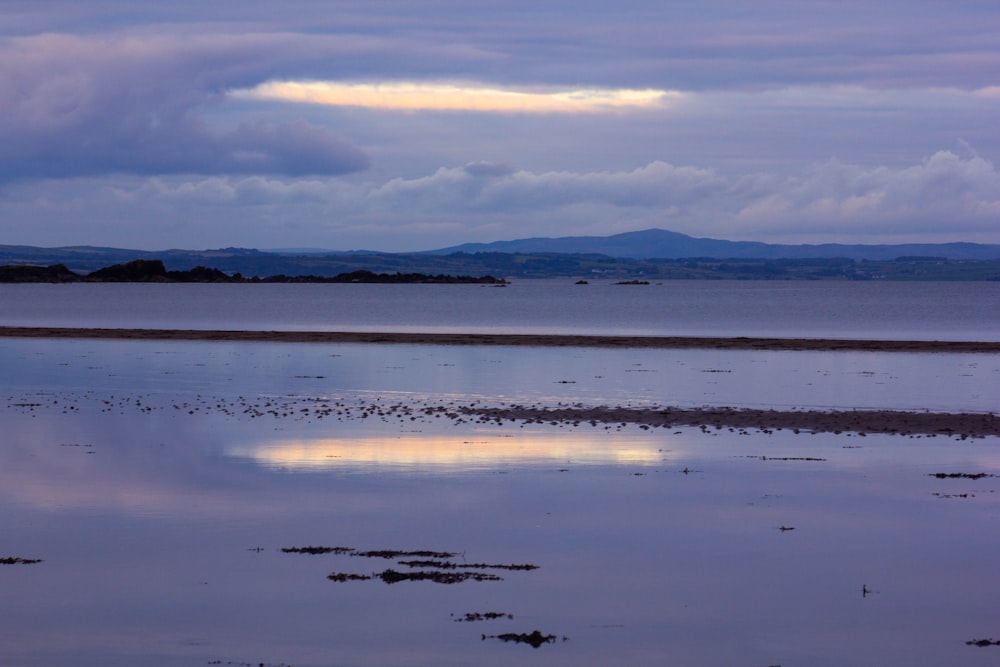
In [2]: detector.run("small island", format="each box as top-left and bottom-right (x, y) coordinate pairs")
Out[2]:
(0, 259), (507, 285)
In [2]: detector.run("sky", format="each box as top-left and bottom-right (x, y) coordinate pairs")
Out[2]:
(2, 1), (1000, 252)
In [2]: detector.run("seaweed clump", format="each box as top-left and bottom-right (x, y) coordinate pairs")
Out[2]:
(455, 612), (513, 622)
(377, 569), (502, 584)
(281, 546), (353, 555)
(930, 472), (996, 480)
(279, 545), (538, 585)
(326, 573), (373, 582)
(0, 557), (42, 565)
(484, 630), (561, 648)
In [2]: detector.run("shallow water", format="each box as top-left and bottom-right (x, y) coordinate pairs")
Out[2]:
(2, 339), (999, 666)
(2, 279), (1000, 340)
(2, 338), (997, 412)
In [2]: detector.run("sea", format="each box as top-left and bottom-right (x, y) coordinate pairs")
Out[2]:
(1, 280), (998, 667)
(2, 279), (999, 339)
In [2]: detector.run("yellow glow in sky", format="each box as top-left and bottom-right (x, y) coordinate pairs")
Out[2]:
(228, 434), (666, 471)
(234, 80), (679, 113)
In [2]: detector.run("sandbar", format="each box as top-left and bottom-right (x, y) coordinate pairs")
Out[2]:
(2, 326), (999, 352)
(455, 404), (1000, 438)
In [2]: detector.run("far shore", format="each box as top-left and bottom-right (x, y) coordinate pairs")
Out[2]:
(1, 326), (999, 352)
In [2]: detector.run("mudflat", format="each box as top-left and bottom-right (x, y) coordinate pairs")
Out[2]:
(2, 326), (1000, 352)
(455, 404), (1000, 438)
(4, 325), (997, 437)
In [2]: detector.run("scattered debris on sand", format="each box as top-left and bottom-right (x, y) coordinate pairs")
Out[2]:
(9, 386), (1000, 438)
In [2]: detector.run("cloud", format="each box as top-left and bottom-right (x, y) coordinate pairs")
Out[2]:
(3, 152), (997, 250)
(0, 33), (370, 180)
(2, 2), (999, 249)
(732, 151), (1000, 236)
(234, 80), (680, 114)
(462, 162), (515, 178)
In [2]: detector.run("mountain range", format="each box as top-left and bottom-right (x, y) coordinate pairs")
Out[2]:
(429, 228), (1000, 260)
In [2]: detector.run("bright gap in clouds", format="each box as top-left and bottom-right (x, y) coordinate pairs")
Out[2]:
(233, 80), (680, 113)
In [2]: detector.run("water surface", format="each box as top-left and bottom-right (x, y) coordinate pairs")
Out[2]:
(2, 338), (999, 666)
(2, 280), (999, 340)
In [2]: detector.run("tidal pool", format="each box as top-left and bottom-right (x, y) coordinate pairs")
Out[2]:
(1, 339), (998, 666)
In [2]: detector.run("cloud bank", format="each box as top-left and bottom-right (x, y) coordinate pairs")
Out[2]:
(0, 33), (370, 181)
(4, 152), (997, 250)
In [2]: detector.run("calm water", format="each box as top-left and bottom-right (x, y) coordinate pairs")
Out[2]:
(1, 283), (999, 666)
(2, 279), (999, 339)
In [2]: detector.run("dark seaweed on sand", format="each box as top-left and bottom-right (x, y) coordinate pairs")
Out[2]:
(352, 549), (457, 559)
(397, 559), (539, 571)
(455, 612), (513, 622)
(930, 472), (996, 480)
(326, 573), (372, 582)
(483, 630), (560, 648)
(327, 569), (502, 584)
(377, 569), (503, 584)
(0, 557), (42, 565)
(967, 638), (1000, 647)
(281, 546), (354, 555)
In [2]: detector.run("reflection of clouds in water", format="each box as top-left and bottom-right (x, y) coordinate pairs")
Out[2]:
(226, 432), (665, 472)
(3, 391), (1000, 665)
(0, 408), (290, 517)
(0, 404), (671, 517)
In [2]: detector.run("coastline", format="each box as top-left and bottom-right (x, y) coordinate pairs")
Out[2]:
(2, 325), (1000, 352)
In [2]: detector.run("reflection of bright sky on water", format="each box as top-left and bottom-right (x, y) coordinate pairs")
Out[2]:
(228, 432), (665, 471)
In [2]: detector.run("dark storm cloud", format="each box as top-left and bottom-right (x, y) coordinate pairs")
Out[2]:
(7, 2), (1000, 88)
(0, 32), (374, 180)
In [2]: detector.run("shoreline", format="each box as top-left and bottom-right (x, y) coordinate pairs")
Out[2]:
(2, 326), (1000, 352)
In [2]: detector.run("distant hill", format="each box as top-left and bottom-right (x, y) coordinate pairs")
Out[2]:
(427, 228), (1000, 261)
(3, 229), (1000, 281)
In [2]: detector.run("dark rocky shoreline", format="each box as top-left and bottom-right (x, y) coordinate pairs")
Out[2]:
(0, 259), (506, 284)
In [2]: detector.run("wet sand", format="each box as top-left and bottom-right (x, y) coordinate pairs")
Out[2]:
(3, 325), (997, 437)
(2, 326), (1000, 352)
(455, 404), (1000, 438)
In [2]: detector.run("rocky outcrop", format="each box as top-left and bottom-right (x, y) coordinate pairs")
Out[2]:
(0, 264), (79, 283)
(0, 259), (506, 284)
